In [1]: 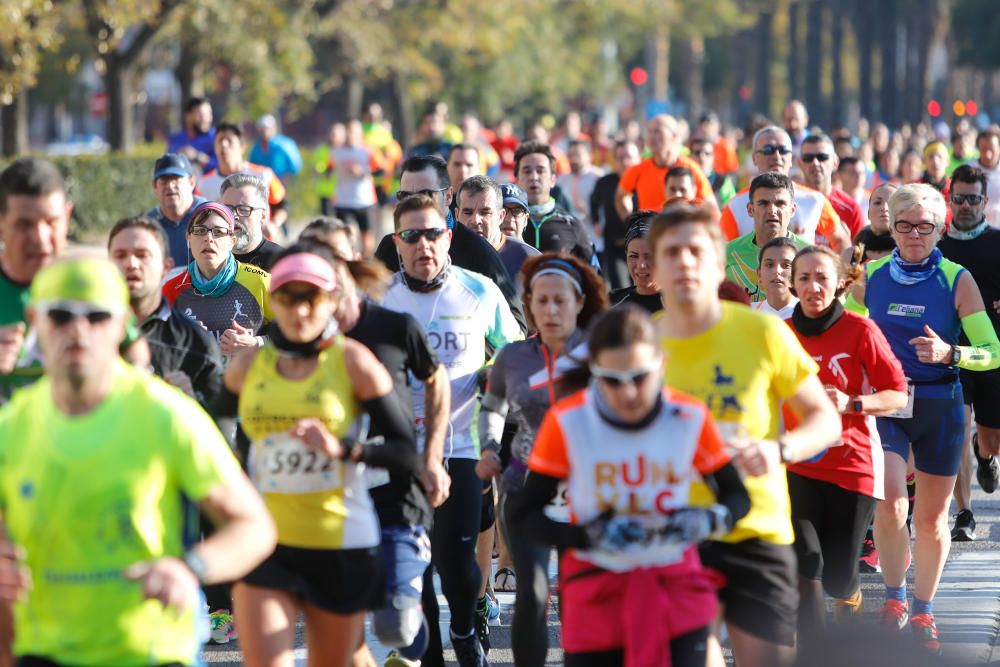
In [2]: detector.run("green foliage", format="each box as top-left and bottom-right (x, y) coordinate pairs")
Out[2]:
(0, 0), (63, 102)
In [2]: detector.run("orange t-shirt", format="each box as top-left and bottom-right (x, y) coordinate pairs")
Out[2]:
(713, 137), (740, 176)
(619, 156), (715, 210)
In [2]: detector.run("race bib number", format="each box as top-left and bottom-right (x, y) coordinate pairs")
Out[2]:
(253, 432), (342, 494)
(885, 383), (914, 419)
(543, 481), (570, 522)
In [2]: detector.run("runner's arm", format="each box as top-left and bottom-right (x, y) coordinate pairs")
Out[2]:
(614, 183), (635, 221)
(701, 461), (751, 527)
(781, 374), (844, 462)
(953, 271), (1000, 371)
(508, 471), (589, 550)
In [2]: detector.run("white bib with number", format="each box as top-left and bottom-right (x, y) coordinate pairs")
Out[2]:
(885, 383), (915, 419)
(252, 432), (346, 494)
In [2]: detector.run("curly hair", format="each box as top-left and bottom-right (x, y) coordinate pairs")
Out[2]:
(519, 252), (608, 332)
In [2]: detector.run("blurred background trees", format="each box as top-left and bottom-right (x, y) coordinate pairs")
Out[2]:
(1, 0), (998, 155)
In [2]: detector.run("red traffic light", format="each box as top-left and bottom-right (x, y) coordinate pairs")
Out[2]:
(927, 100), (941, 117)
(630, 67), (648, 87)
(967, 100), (979, 116)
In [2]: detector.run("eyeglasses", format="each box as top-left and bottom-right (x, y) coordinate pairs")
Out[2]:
(189, 226), (232, 239)
(893, 220), (938, 235)
(801, 152), (831, 163)
(226, 204), (265, 218)
(504, 206), (528, 217)
(590, 363), (658, 388)
(273, 287), (330, 308)
(396, 227), (448, 244)
(950, 193), (984, 206)
(40, 302), (115, 327)
(755, 144), (793, 156)
(396, 186), (448, 201)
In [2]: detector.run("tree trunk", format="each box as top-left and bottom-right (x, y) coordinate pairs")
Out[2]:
(805, 0), (823, 126)
(913, 7), (931, 125)
(686, 36), (705, 121)
(755, 12), (774, 118)
(830, 7), (844, 126)
(176, 41), (202, 120)
(652, 27), (670, 104)
(0, 90), (28, 157)
(390, 71), (413, 150)
(878, 0), (898, 126)
(106, 57), (132, 152)
(345, 72), (364, 120)
(788, 1), (801, 101)
(857, 0), (874, 122)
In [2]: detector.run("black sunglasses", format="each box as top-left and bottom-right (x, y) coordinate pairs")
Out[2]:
(801, 152), (831, 163)
(950, 193), (984, 206)
(396, 228), (448, 244)
(756, 144), (793, 156)
(396, 186), (448, 201)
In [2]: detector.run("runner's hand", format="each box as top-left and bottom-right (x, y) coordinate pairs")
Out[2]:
(290, 418), (344, 458)
(908, 325), (952, 364)
(220, 320), (258, 355)
(732, 437), (782, 477)
(475, 450), (502, 480)
(124, 557), (198, 612)
(163, 370), (195, 398)
(824, 384), (850, 413)
(421, 459), (451, 508)
(0, 323), (26, 375)
(582, 509), (646, 552)
(0, 537), (30, 602)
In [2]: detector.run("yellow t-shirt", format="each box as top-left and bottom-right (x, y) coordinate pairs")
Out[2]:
(239, 338), (379, 550)
(658, 301), (818, 545)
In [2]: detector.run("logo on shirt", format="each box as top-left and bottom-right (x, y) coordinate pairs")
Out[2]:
(887, 303), (925, 318)
(827, 353), (850, 386)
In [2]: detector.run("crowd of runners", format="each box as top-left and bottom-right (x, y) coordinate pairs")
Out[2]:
(2, 95), (1000, 667)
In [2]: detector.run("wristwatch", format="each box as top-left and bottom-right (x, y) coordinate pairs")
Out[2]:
(850, 396), (863, 414)
(183, 550), (207, 584)
(951, 345), (962, 366)
(778, 438), (794, 464)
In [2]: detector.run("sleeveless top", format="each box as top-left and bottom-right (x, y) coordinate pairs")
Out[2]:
(865, 255), (964, 388)
(239, 338), (378, 550)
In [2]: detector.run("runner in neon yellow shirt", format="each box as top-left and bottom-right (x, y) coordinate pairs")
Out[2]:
(0, 257), (275, 666)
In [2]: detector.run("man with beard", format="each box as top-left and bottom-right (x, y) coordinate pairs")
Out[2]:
(168, 97), (217, 174)
(938, 164), (1000, 542)
(220, 173), (283, 271)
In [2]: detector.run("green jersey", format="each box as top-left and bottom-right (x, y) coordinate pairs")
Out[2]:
(725, 231), (808, 303)
(0, 358), (241, 665)
(0, 270), (41, 405)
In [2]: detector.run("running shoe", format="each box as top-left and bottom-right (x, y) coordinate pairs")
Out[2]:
(910, 613), (942, 654)
(859, 536), (880, 573)
(834, 590), (863, 623)
(384, 650), (421, 667)
(450, 627), (490, 667)
(208, 609), (236, 644)
(951, 509), (976, 542)
(878, 599), (909, 632)
(973, 433), (999, 494)
(474, 595), (493, 653)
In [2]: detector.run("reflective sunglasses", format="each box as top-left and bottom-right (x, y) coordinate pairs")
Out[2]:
(893, 220), (937, 236)
(226, 204), (265, 218)
(273, 287), (329, 308)
(756, 144), (793, 156)
(396, 186), (448, 201)
(950, 193), (984, 206)
(590, 363), (658, 388)
(40, 302), (115, 327)
(189, 225), (233, 238)
(396, 227), (448, 244)
(800, 152), (831, 163)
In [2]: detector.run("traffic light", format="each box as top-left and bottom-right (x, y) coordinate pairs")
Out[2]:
(927, 100), (941, 117)
(967, 99), (979, 116)
(630, 67), (648, 87)
(953, 100), (967, 117)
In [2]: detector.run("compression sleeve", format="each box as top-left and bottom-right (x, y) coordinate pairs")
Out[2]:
(478, 392), (509, 454)
(957, 310), (1000, 371)
(356, 390), (420, 475)
(507, 471), (590, 551)
(701, 461), (751, 530)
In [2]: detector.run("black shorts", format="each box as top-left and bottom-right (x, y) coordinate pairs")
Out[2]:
(480, 477), (496, 532)
(698, 539), (798, 647)
(334, 206), (375, 233)
(243, 543), (383, 614)
(960, 368), (1000, 428)
(787, 472), (877, 599)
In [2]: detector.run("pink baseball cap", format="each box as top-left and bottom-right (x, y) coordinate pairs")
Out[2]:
(269, 252), (338, 293)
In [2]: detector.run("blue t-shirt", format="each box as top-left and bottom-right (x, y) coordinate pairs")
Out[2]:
(146, 196), (209, 269)
(866, 255), (965, 387)
(167, 129), (218, 173)
(249, 135), (303, 178)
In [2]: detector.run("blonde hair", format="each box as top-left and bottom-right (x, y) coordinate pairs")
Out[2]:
(889, 183), (946, 229)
